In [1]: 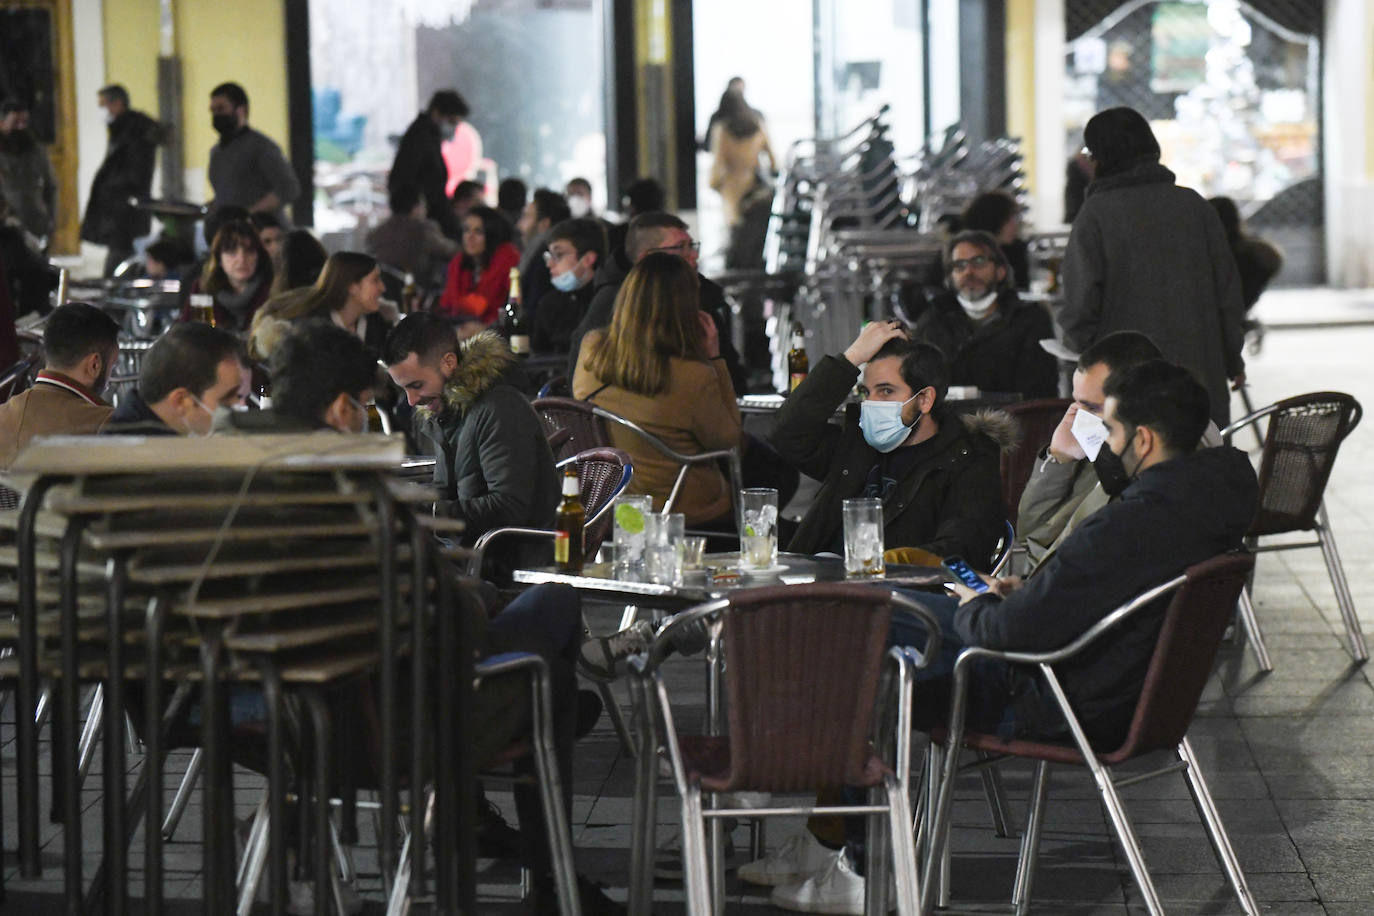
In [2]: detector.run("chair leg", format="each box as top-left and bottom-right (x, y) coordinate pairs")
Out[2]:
(162, 748), (204, 840)
(1316, 504), (1367, 663)
(595, 678), (636, 758)
(1235, 589), (1273, 673)
(709, 797), (726, 915)
(885, 773), (920, 916)
(236, 794), (270, 916)
(1178, 738), (1260, 915)
(1084, 757), (1165, 915)
(978, 753), (1014, 838)
(866, 784), (893, 916)
(680, 785), (711, 916)
(76, 684), (104, 787)
(529, 677), (582, 916)
(920, 742), (954, 913)
(627, 679), (660, 916)
(1011, 760), (1051, 915)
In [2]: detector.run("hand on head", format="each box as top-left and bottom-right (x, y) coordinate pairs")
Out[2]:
(843, 319), (907, 367)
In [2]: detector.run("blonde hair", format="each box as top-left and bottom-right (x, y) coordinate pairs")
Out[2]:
(584, 252), (704, 396)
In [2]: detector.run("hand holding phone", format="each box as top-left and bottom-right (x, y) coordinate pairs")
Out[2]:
(942, 555), (990, 593)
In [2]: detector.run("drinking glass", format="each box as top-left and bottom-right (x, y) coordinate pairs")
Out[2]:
(645, 512), (685, 585)
(612, 495), (653, 577)
(843, 498), (885, 577)
(738, 488), (779, 572)
(681, 536), (708, 571)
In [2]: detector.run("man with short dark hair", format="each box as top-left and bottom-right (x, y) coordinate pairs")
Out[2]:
(496, 177), (527, 229)
(207, 82), (300, 226)
(365, 184), (459, 288)
(450, 179), (485, 225)
(389, 89), (471, 239)
(106, 322), (246, 435)
(82, 84), (161, 276)
(384, 314), (557, 572)
(249, 211), (284, 272)
(0, 303), (120, 468)
(912, 229), (1057, 398)
(531, 217), (606, 355)
(0, 98), (57, 246)
(515, 188), (573, 313)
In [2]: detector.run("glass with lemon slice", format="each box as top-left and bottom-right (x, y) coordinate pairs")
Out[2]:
(612, 495), (653, 577)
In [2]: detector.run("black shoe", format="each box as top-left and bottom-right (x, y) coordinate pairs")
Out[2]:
(527, 873), (627, 915)
(476, 797), (522, 860)
(575, 688), (604, 740)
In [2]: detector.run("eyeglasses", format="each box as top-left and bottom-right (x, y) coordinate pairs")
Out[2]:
(649, 240), (701, 256)
(950, 255), (992, 272)
(542, 248), (576, 266)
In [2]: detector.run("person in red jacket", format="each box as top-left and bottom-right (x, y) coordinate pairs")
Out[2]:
(437, 205), (519, 332)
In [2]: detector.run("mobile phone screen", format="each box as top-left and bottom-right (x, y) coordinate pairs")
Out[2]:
(942, 555), (989, 593)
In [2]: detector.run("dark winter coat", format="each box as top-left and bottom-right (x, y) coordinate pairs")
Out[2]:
(769, 353), (1014, 566)
(956, 445), (1257, 748)
(388, 114), (459, 238)
(1059, 162), (1246, 426)
(913, 289), (1059, 399)
(81, 109), (161, 246)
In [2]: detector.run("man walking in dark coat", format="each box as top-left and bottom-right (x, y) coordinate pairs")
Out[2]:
(388, 90), (470, 240)
(81, 85), (161, 276)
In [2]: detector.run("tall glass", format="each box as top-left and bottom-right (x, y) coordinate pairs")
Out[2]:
(612, 494), (653, 577)
(738, 488), (779, 573)
(645, 512), (685, 585)
(843, 498), (885, 577)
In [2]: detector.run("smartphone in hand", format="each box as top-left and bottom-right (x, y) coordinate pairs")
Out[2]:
(942, 555), (990, 593)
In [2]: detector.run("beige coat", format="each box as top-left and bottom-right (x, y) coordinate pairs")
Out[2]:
(0, 380), (113, 470)
(709, 123), (774, 227)
(573, 330), (742, 525)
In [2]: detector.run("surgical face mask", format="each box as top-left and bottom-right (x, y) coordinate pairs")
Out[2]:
(568, 195), (591, 218)
(1070, 408), (1107, 461)
(859, 392), (922, 453)
(183, 394), (215, 437)
(956, 291), (998, 320)
(102, 107), (116, 125)
(550, 268), (582, 293)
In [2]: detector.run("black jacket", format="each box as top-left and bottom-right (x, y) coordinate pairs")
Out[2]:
(388, 114), (459, 238)
(955, 445), (1258, 748)
(565, 247), (748, 394)
(913, 289), (1059, 399)
(770, 353), (1013, 565)
(532, 281), (595, 355)
(81, 110), (161, 246)
(103, 389), (178, 435)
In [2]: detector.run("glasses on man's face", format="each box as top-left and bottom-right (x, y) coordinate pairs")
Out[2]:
(650, 240), (701, 256)
(950, 255), (991, 272)
(543, 248), (576, 266)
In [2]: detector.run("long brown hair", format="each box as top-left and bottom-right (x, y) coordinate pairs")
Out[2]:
(201, 220), (272, 295)
(585, 252), (704, 396)
(278, 251), (377, 321)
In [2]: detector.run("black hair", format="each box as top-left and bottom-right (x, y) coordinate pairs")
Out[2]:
(1077, 330), (1163, 375)
(460, 206), (514, 269)
(625, 211), (688, 260)
(144, 237), (193, 269)
(98, 84), (130, 107)
(270, 320), (377, 425)
(203, 205), (251, 257)
(140, 322), (243, 405)
(42, 303), (121, 369)
(427, 89), (470, 119)
(531, 188), (571, 227)
(497, 178), (528, 211)
(209, 82), (249, 111)
(961, 191), (1019, 236)
(1102, 359), (1210, 455)
(1083, 106), (1160, 179)
(623, 177), (666, 216)
(0, 99), (29, 115)
(271, 228), (328, 294)
(388, 183), (422, 215)
(871, 335), (949, 409)
(567, 177), (592, 196)
(452, 180), (485, 206)
(385, 312), (459, 368)
(942, 229), (1011, 288)
(548, 218), (608, 265)
(249, 211), (283, 232)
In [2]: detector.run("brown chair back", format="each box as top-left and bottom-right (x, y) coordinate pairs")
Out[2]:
(565, 447), (633, 556)
(1103, 552), (1254, 763)
(708, 583), (895, 792)
(532, 396), (610, 463)
(1000, 398), (1071, 523)
(1249, 392), (1361, 536)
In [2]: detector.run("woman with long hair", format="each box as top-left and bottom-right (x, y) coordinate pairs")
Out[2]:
(708, 82), (775, 227)
(572, 252), (742, 525)
(268, 228), (328, 297)
(251, 251), (390, 361)
(182, 220), (273, 330)
(436, 205), (520, 329)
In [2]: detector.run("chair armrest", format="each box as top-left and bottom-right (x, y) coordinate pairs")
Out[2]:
(1220, 403), (1279, 444)
(467, 526), (559, 577)
(476, 650), (548, 684)
(627, 598), (731, 679)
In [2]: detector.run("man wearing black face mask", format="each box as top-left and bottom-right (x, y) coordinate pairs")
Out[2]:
(206, 82), (300, 227)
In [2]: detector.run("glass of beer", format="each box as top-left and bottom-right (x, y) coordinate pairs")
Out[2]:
(189, 293), (216, 326)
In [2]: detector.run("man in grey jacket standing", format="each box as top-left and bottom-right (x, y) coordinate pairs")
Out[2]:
(206, 82), (300, 227)
(1059, 106), (1245, 427)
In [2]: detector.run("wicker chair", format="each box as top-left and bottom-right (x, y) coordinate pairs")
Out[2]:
(532, 397), (610, 463)
(1000, 397), (1072, 525)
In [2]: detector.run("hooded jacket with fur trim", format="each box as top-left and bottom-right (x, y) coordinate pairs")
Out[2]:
(412, 332), (558, 569)
(771, 353), (1016, 565)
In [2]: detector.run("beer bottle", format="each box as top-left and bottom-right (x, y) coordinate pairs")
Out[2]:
(503, 267), (531, 357)
(401, 273), (418, 313)
(787, 321), (809, 392)
(190, 293), (216, 327)
(553, 466), (585, 573)
(254, 380), (272, 410)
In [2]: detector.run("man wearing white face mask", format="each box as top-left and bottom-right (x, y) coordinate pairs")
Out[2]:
(770, 319), (1014, 564)
(105, 323), (246, 436)
(912, 230), (1058, 398)
(82, 84), (161, 277)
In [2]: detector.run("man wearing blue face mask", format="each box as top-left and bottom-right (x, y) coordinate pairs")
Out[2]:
(770, 319), (1014, 565)
(530, 217), (607, 355)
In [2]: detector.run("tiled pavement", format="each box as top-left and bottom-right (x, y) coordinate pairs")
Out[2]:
(4, 287), (1374, 913)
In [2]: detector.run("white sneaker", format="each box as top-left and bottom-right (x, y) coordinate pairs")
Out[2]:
(770, 847), (892, 915)
(738, 830), (834, 887)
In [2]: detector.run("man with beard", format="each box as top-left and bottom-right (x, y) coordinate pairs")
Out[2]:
(206, 82), (300, 227)
(0, 99), (58, 248)
(912, 229), (1058, 399)
(82, 85), (162, 276)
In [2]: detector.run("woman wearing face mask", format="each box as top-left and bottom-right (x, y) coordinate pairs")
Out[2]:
(180, 220), (273, 331)
(250, 251), (393, 362)
(436, 205), (520, 333)
(572, 252), (742, 526)
(770, 319), (1015, 565)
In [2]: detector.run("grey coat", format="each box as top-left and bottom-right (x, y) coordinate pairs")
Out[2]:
(1059, 163), (1245, 426)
